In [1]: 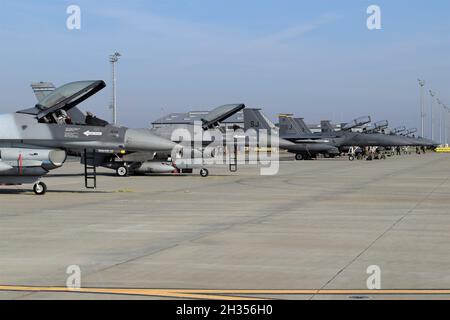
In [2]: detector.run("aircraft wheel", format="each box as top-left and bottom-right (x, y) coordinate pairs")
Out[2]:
(295, 154), (303, 161)
(33, 182), (47, 195)
(116, 166), (128, 177)
(349, 155), (355, 161)
(200, 168), (209, 177)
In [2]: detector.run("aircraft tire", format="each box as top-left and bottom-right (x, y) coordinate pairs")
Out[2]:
(33, 182), (47, 195)
(295, 154), (303, 161)
(348, 155), (355, 161)
(200, 168), (209, 177)
(116, 166), (128, 177)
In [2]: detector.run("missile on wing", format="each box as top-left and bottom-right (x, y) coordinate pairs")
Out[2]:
(133, 162), (177, 174)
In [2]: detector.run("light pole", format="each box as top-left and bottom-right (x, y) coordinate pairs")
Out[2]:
(444, 105), (448, 146)
(418, 79), (425, 137)
(109, 52), (121, 125)
(429, 90), (436, 140)
(436, 98), (442, 143)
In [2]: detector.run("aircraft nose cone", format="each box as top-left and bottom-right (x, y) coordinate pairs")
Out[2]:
(125, 129), (176, 152)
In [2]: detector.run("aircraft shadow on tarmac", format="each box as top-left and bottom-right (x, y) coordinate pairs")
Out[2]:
(47, 172), (233, 178)
(45, 173), (111, 178)
(0, 188), (111, 195)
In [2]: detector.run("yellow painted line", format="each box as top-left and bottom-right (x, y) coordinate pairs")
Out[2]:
(1, 286), (450, 299)
(0, 286), (259, 300)
(165, 289), (450, 295)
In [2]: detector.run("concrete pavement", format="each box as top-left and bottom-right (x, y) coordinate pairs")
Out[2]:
(0, 153), (449, 299)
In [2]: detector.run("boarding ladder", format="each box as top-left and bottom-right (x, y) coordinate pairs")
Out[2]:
(229, 139), (238, 172)
(84, 149), (97, 189)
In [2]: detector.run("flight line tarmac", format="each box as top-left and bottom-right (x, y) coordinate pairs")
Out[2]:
(1, 153), (450, 299)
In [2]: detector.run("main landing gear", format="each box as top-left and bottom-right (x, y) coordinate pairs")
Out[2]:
(295, 154), (313, 161)
(116, 165), (129, 177)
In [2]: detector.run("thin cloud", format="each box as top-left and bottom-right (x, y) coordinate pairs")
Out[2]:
(253, 13), (341, 46)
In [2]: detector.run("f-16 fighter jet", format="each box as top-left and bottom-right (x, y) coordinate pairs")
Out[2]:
(149, 103), (246, 176)
(0, 80), (175, 194)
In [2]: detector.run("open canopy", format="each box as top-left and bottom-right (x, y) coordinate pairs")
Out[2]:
(342, 116), (371, 131)
(201, 104), (245, 129)
(18, 80), (105, 119)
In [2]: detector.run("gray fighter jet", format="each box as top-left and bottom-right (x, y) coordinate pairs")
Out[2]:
(316, 119), (419, 149)
(243, 109), (339, 160)
(278, 114), (428, 161)
(149, 103), (246, 176)
(0, 80), (175, 194)
(321, 120), (437, 149)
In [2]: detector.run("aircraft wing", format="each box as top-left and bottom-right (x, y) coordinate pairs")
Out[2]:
(293, 138), (332, 143)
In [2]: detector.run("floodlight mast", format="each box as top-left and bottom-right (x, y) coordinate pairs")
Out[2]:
(429, 90), (436, 140)
(437, 99), (442, 144)
(418, 79), (425, 138)
(109, 52), (121, 125)
(444, 105), (448, 145)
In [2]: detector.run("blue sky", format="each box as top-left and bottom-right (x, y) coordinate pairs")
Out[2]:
(0, 0), (449, 132)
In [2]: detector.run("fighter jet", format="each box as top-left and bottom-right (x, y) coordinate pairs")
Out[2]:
(398, 128), (438, 148)
(0, 80), (176, 194)
(149, 103), (246, 176)
(318, 119), (416, 149)
(277, 114), (340, 159)
(321, 120), (438, 150)
(243, 109), (339, 160)
(277, 113), (417, 161)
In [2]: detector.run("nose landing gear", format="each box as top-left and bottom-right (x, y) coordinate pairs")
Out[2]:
(33, 181), (47, 195)
(200, 168), (209, 177)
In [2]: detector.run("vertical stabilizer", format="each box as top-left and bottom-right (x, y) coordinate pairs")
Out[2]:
(30, 82), (55, 102)
(321, 120), (335, 134)
(244, 109), (277, 131)
(294, 118), (313, 134)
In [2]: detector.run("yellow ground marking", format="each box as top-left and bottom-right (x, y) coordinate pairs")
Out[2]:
(0, 286), (257, 300)
(1, 286), (450, 299)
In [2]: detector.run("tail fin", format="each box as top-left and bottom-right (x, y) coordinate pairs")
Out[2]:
(30, 82), (55, 102)
(321, 120), (335, 133)
(294, 118), (313, 134)
(244, 108), (276, 131)
(278, 114), (296, 135)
